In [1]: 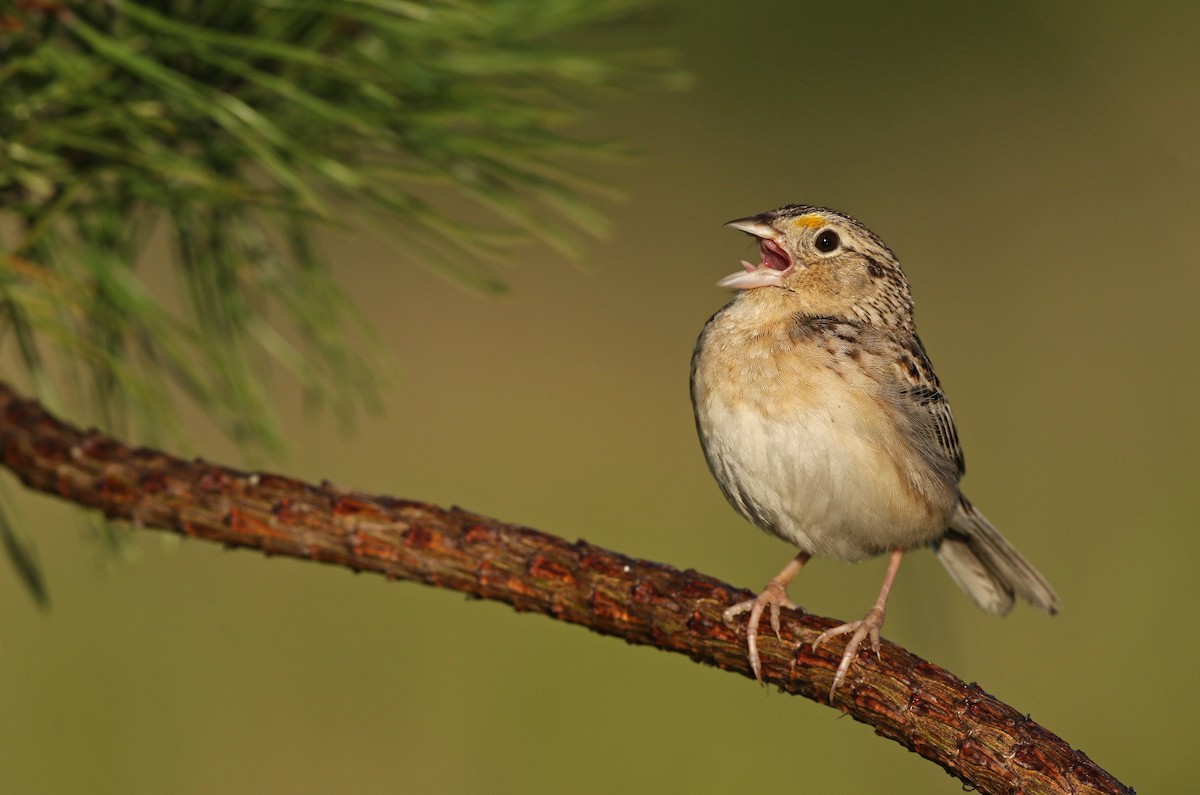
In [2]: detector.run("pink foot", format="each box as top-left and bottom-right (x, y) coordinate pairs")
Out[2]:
(812, 604), (885, 697)
(723, 579), (798, 681)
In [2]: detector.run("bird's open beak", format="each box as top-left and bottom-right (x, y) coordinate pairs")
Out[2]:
(719, 215), (795, 290)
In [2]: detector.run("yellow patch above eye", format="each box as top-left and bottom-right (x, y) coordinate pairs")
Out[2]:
(791, 214), (826, 229)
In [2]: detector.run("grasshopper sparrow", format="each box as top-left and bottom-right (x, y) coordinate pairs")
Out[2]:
(690, 205), (1059, 695)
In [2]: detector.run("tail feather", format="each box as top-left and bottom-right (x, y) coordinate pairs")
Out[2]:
(934, 498), (1060, 616)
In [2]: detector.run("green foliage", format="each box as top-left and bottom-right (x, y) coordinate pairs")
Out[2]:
(0, 0), (679, 445)
(0, 0), (681, 598)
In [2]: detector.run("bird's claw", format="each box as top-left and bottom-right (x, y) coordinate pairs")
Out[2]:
(723, 580), (798, 681)
(812, 605), (886, 698)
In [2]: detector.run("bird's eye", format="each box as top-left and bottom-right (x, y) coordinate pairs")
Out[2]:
(814, 229), (840, 253)
(811, 229), (840, 253)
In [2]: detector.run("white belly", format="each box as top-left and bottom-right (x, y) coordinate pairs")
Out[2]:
(697, 386), (944, 562)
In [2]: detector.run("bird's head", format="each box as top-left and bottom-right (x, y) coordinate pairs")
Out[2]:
(721, 205), (914, 327)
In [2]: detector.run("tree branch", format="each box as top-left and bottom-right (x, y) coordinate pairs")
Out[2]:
(0, 380), (1130, 795)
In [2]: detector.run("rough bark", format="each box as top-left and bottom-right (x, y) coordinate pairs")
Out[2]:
(0, 381), (1131, 795)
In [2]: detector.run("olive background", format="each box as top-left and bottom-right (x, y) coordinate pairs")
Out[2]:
(3, 3), (1197, 793)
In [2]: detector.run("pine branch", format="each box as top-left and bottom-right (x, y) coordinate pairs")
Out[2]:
(0, 0), (684, 596)
(0, 380), (1131, 795)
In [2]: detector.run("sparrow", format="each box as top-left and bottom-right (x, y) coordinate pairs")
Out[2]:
(690, 204), (1059, 696)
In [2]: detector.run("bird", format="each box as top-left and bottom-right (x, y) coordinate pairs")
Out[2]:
(689, 204), (1059, 696)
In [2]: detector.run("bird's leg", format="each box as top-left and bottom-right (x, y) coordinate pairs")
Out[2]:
(812, 548), (905, 698)
(723, 552), (811, 680)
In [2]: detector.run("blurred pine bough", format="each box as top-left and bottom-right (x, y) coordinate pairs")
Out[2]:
(0, 0), (683, 600)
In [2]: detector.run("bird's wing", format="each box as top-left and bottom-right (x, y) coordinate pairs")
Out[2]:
(887, 332), (965, 486)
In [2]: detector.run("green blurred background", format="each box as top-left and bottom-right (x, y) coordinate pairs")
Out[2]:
(3, 2), (1197, 792)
